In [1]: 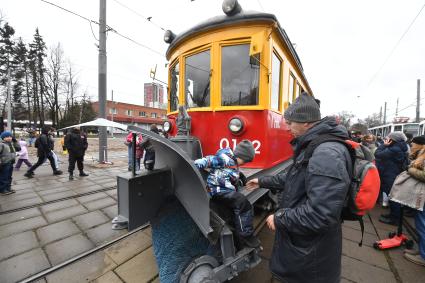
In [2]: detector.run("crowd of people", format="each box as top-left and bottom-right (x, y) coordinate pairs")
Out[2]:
(0, 125), (90, 195)
(1, 105), (425, 281)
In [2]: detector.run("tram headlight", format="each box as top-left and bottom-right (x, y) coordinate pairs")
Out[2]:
(222, 0), (242, 16)
(228, 117), (244, 134)
(164, 30), (176, 44)
(163, 121), (172, 133)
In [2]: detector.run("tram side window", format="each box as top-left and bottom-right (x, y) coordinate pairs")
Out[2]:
(394, 125), (402, 132)
(185, 49), (211, 108)
(271, 52), (281, 111)
(288, 74), (295, 103)
(296, 83), (301, 98)
(221, 44), (259, 106)
(170, 63), (179, 112)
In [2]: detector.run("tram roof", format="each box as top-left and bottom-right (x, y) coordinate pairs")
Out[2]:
(166, 10), (304, 73)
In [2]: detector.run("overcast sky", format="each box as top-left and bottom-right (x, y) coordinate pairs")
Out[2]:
(2, 0), (425, 122)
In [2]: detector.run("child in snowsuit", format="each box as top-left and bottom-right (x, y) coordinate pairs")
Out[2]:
(15, 140), (32, 170)
(0, 131), (21, 195)
(194, 139), (260, 248)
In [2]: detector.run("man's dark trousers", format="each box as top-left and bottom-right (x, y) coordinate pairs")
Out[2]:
(68, 154), (84, 173)
(28, 154), (56, 173)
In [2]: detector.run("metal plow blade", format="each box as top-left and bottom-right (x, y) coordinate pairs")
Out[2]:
(127, 126), (213, 238)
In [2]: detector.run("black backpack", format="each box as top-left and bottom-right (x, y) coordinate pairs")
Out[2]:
(34, 137), (41, 148)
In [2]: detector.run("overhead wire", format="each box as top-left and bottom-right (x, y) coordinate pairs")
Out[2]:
(387, 96), (425, 118)
(111, 0), (167, 31)
(256, 0), (265, 12)
(367, 2), (425, 87)
(39, 0), (165, 58)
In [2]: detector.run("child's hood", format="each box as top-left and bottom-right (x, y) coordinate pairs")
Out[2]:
(19, 140), (27, 147)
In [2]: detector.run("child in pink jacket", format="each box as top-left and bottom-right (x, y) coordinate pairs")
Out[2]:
(15, 140), (32, 170)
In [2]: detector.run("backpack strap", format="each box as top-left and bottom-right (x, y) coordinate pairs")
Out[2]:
(303, 135), (366, 246)
(302, 134), (355, 166)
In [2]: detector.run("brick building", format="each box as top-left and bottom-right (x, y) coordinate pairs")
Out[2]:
(92, 100), (167, 131)
(144, 82), (165, 108)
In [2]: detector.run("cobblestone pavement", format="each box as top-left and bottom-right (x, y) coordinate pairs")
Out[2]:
(1, 142), (425, 282)
(0, 146), (129, 283)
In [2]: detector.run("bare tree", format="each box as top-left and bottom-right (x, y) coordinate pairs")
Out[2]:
(61, 62), (79, 126)
(45, 43), (65, 127)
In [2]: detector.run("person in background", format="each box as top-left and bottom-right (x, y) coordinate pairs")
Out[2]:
(376, 132), (409, 224)
(362, 134), (377, 155)
(376, 134), (384, 147)
(65, 126), (89, 180)
(47, 127), (60, 171)
(195, 140), (259, 248)
(349, 130), (363, 143)
(403, 135), (425, 266)
(61, 130), (68, 155)
(135, 133), (144, 171)
(405, 132), (414, 147)
(0, 131), (21, 195)
(125, 131), (133, 171)
(27, 129), (36, 147)
(15, 138), (32, 170)
(24, 126), (63, 178)
(140, 124), (160, 170)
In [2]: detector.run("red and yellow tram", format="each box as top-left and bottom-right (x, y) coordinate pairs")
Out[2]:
(162, 0), (313, 168)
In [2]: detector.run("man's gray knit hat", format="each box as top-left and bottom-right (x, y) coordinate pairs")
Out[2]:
(234, 140), (255, 162)
(284, 93), (321, 123)
(387, 132), (407, 143)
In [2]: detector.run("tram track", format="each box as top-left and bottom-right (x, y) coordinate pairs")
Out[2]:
(0, 186), (117, 215)
(19, 208), (270, 282)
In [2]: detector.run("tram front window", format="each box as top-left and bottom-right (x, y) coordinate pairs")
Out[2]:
(221, 44), (259, 106)
(185, 50), (211, 108)
(170, 62), (179, 112)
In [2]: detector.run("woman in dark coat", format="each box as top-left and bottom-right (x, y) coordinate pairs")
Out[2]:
(375, 132), (409, 225)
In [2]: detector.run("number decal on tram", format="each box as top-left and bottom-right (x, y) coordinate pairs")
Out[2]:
(219, 138), (261, 154)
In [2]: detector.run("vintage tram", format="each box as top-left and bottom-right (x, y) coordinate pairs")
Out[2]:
(161, 0), (313, 169)
(114, 1), (315, 282)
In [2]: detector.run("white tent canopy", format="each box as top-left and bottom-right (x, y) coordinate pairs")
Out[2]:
(59, 118), (128, 131)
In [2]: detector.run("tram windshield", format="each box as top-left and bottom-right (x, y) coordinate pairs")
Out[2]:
(185, 49), (211, 108)
(170, 62), (179, 112)
(221, 44), (259, 106)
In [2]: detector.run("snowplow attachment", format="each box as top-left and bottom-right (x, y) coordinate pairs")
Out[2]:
(126, 126), (213, 238)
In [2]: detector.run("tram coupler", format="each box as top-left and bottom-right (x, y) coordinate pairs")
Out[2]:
(112, 168), (173, 231)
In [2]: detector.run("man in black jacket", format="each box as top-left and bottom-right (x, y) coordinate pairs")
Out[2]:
(65, 127), (88, 180)
(247, 93), (352, 283)
(24, 126), (62, 178)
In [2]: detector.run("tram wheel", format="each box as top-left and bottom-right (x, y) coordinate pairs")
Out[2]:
(187, 264), (219, 283)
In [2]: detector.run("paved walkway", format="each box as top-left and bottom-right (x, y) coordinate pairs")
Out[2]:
(0, 156), (128, 283)
(1, 154), (425, 282)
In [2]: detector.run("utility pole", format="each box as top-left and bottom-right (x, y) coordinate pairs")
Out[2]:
(379, 106), (382, 124)
(98, 0), (108, 162)
(383, 102), (387, 124)
(396, 97), (399, 117)
(6, 67), (12, 131)
(416, 79), (421, 122)
(111, 90), (114, 138)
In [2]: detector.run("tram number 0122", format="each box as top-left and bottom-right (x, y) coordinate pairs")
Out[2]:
(219, 138), (261, 154)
